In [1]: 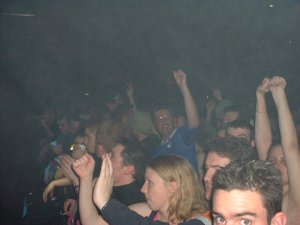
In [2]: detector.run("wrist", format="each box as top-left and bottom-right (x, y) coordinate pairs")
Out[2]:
(99, 200), (110, 211)
(256, 91), (265, 97)
(80, 175), (93, 182)
(256, 110), (267, 113)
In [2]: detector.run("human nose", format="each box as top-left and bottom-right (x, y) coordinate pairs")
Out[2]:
(204, 168), (213, 183)
(141, 182), (147, 194)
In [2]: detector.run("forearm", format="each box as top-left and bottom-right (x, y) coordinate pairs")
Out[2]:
(79, 177), (106, 225)
(127, 95), (138, 113)
(255, 93), (272, 160)
(273, 89), (300, 203)
(52, 177), (72, 187)
(180, 85), (200, 128)
(273, 90), (298, 150)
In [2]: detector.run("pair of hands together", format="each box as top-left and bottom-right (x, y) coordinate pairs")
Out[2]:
(257, 76), (286, 95)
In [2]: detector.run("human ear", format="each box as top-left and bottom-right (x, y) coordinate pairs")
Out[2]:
(271, 212), (287, 225)
(250, 140), (256, 148)
(124, 165), (135, 176)
(168, 181), (177, 195)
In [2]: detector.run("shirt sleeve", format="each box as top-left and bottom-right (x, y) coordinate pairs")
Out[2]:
(101, 199), (205, 225)
(177, 124), (199, 146)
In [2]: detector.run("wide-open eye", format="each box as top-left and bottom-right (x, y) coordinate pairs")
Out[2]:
(240, 218), (252, 225)
(214, 215), (225, 224)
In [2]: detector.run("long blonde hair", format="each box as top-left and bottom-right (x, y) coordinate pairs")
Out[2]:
(148, 155), (208, 224)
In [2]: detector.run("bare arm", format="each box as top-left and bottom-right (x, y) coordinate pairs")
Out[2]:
(255, 78), (272, 160)
(58, 154), (79, 187)
(73, 154), (108, 225)
(270, 76), (300, 206)
(129, 203), (152, 217)
(43, 177), (72, 202)
(126, 81), (138, 113)
(174, 70), (200, 128)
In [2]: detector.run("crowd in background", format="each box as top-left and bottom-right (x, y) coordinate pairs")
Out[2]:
(2, 71), (299, 225)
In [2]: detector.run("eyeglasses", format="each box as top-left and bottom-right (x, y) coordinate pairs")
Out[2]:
(157, 115), (170, 121)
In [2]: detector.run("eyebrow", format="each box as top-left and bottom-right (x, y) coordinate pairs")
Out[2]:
(212, 211), (257, 218)
(205, 164), (226, 169)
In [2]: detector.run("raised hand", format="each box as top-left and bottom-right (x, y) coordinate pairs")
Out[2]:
(58, 155), (79, 185)
(269, 76), (287, 107)
(93, 154), (113, 210)
(72, 154), (95, 180)
(211, 88), (222, 101)
(256, 77), (271, 95)
(269, 76), (286, 91)
(126, 81), (134, 98)
(206, 98), (217, 113)
(173, 70), (187, 88)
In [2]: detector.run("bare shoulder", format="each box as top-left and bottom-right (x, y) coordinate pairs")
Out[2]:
(129, 202), (152, 217)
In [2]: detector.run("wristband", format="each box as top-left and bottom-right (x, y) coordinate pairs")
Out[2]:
(100, 200), (109, 211)
(256, 111), (267, 113)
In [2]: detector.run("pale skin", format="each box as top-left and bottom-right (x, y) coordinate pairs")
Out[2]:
(256, 76), (300, 225)
(154, 70), (199, 140)
(255, 78), (273, 160)
(72, 154), (106, 225)
(58, 154), (79, 187)
(43, 154), (80, 203)
(42, 177), (72, 202)
(212, 189), (286, 225)
(126, 81), (138, 113)
(93, 155), (171, 224)
(64, 198), (77, 216)
(173, 70), (200, 129)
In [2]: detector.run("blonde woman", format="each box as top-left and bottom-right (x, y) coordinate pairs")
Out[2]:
(89, 154), (210, 225)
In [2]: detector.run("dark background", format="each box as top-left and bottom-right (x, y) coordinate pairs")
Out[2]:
(1, 0), (300, 223)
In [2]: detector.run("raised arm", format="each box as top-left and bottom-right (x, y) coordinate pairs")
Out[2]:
(59, 154), (79, 188)
(174, 70), (200, 128)
(269, 76), (300, 206)
(72, 154), (108, 225)
(93, 155), (175, 225)
(126, 81), (138, 113)
(255, 78), (273, 160)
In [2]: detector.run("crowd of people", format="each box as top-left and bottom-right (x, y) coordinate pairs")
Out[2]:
(21, 71), (299, 225)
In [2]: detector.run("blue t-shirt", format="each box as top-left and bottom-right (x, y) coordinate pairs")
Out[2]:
(152, 124), (199, 172)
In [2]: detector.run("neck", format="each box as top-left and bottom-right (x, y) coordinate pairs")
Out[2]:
(113, 177), (135, 187)
(158, 210), (169, 223)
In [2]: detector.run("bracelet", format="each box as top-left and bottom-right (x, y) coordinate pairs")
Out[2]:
(73, 184), (80, 189)
(100, 200), (110, 211)
(256, 111), (267, 113)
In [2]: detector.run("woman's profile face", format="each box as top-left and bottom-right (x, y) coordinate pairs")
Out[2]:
(141, 167), (175, 212)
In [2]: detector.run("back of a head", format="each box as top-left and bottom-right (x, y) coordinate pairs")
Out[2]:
(206, 137), (258, 163)
(96, 119), (122, 152)
(130, 111), (155, 135)
(223, 104), (246, 123)
(82, 118), (100, 134)
(212, 160), (283, 222)
(226, 119), (255, 141)
(118, 137), (149, 185)
(148, 155), (208, 223)
(226, 119), (254, 135)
